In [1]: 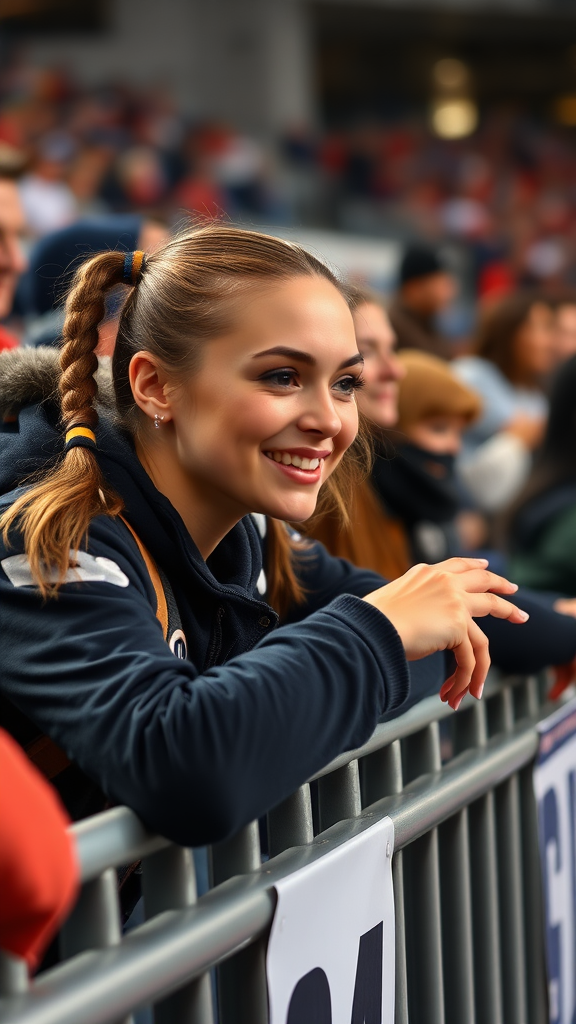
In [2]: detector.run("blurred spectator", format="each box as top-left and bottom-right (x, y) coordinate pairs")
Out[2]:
(19, 214), (169, 349)
(19, 134), (78, 237)
(0, 728), (78, 971)
(0, 144), (28, 350)
(388, 244), (457, 360)
(507, 354), (576, 596)
(453, 293), (557, 512)
(369, 349), (482, 566)
(552, 292), (576, 363)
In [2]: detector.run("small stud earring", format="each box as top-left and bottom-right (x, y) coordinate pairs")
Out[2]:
(154, 413), (165, 429)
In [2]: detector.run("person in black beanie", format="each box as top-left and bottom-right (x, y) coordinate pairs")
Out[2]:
(388, 244), (456, 360)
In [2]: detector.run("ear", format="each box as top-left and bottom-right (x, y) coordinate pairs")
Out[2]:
(129, 352), (173, 424)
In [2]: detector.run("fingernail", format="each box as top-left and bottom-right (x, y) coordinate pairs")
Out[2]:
(518, 610), (530, 621)
(453, 694), (464, 711)
(475, 558), (489, 565)
(476, 682), (485, 700)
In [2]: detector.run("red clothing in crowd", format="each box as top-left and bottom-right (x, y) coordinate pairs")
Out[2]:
(0, 729), (78, 970)
(0, 325), (18, 352)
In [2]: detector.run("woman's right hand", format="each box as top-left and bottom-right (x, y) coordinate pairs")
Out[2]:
(362, 558), (529, 711)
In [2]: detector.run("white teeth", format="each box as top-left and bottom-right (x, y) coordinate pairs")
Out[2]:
(266, 451), (323, 470)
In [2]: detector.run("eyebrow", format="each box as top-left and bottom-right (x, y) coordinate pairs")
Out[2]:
(252, 346), (364, 369)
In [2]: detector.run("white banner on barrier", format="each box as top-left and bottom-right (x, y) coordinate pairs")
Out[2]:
(534, 697), (576, 1024)
(266, 816), (395, 1024)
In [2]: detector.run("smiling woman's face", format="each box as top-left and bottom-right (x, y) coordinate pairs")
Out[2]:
(154, 275), (362, 533)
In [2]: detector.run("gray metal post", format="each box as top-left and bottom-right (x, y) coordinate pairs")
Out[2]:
(519, 764), (548, 1024)
(60, 868), (122, 957)
(267, 784), (313, 859)
(403, 722), (445, 1024)
(317, 759), (361, 832)
(439, 809), (476, 1024)
(142, 846), (214, 1024)
(457, 700), (504, 1024)
(492, 689), (528, 1024)
(210, 823), (267, 1024)
(0, 953), (29, 997)
(60, 867), (132, 1024)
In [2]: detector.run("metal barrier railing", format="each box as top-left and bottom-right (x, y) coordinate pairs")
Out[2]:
(0, 671), (555, 1024)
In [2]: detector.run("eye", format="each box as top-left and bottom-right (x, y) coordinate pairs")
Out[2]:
(259, 367), (299, 388)
(333, 374), (365, 397)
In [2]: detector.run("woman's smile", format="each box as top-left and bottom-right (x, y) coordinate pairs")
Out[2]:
(263, 446), (332, 484)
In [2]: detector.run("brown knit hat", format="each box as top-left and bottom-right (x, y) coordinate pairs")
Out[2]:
(396, 349), (482, 432)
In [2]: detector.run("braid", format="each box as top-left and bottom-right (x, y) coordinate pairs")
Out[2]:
(0, 251), (128, 597)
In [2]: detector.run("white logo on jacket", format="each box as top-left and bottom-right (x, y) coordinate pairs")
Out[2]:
(1, 550), (130, 588)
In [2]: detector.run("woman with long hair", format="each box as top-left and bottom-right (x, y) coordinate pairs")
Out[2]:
(0, 226), (526, 845)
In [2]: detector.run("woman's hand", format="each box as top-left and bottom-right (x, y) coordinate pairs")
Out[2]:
(362, 558), (529, 711)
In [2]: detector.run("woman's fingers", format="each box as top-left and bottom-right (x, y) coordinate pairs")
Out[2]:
(454, 567), (519, 596)
(440, 622), (491, 709)
(465, 592), (530, 623)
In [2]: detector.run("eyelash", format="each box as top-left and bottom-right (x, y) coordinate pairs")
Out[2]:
(260, 368), (365, 396)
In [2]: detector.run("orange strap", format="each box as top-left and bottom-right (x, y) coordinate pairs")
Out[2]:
(119, 516), (169, 640)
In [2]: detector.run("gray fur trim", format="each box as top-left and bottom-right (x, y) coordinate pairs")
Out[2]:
(0, 347), (117, 418)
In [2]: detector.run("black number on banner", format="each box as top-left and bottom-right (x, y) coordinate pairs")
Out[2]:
(286, 967), (332, 1024)
(351, 921), (383, 1024)
(285, 922), (383, 1023)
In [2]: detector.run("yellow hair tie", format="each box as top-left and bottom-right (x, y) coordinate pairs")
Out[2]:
(65, 425), (97, 453)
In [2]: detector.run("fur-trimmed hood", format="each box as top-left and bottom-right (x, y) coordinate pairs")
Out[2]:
(0, 346), (116, 419)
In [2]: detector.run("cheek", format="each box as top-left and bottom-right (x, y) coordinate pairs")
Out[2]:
(335, 403), (359, 455)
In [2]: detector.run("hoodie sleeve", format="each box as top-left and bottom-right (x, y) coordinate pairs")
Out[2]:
(0, 519), (409, 848)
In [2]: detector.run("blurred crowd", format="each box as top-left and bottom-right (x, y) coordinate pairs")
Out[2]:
(4, 54), (576, 304)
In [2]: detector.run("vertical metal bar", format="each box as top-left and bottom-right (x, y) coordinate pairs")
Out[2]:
(317, 759), (361, 832)
(402, 723), (445, 1024)
(60, 868), (133, 1024)
(60, 868), (122, 956)
(361, 739), (402, 808)
(0, 952), (29, 996)
(267, 784), (313, 859)
(143, 847), (213, 1024)
(393, 852), (409, 1024)
(210, 823), (267, 1024)
(519, 763), (548, 1024)
(210, 821), (261, 888)
(492, 689), (528, 1024)
(439, 809), (476, 1024)
(457, 700), (504, 1024)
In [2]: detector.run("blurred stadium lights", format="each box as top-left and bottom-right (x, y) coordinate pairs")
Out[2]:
(431, 97), (479, 138)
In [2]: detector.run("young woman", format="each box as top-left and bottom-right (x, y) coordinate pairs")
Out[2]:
(0, 227), (525, 847)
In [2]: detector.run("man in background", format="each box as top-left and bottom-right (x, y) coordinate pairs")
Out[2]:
(388, 243), (456, 360)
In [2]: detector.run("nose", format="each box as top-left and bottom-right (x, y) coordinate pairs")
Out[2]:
(384, 351), (406, 382)
(296, 387), (343, 439)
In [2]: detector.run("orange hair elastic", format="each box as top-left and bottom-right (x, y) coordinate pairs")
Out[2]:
(123, 250), (146, 286)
